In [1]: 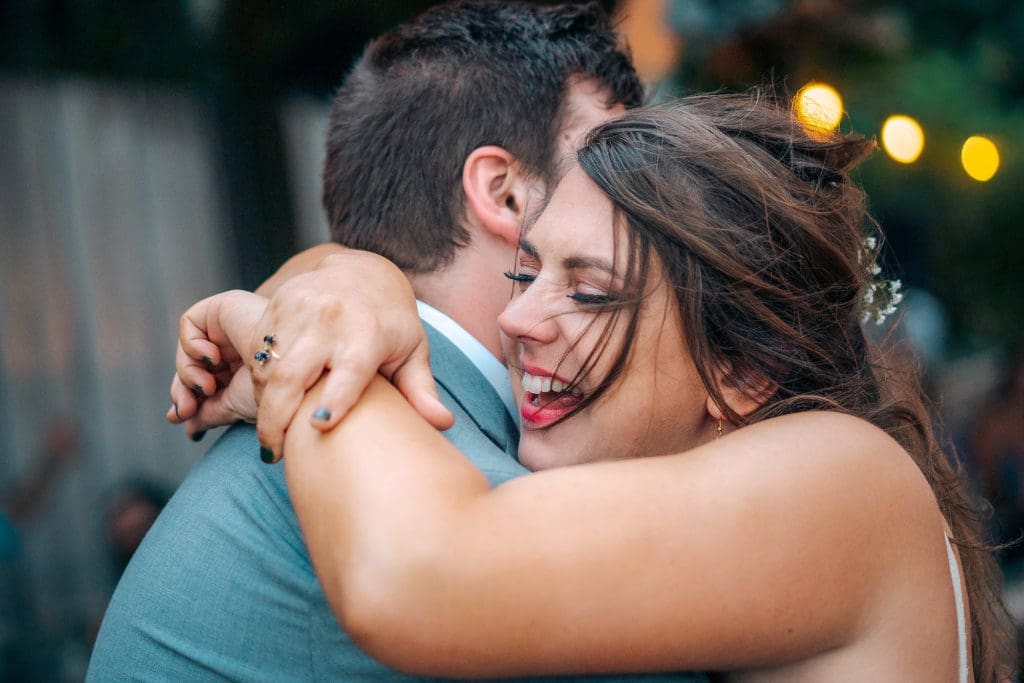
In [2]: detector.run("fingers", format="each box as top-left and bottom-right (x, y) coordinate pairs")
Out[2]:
(254, 337), (333, 461)
(184, 392), (249, 438)
(175, 344), (219, 400)
(387, 341), (454, 431)
(168, 374), (199, 424)
(178, 304), (224, 364)
(306, 347), (384, 433)
(180, 332), (222, 371)
(175, 299), (241, 404)
(179, 289), (268, 364)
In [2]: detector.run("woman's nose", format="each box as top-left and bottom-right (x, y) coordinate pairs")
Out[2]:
(498, 282), (559, 345)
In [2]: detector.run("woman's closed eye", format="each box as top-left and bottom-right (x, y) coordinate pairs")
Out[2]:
(505, 270), (616, 307)
(569, 291), (612, 305)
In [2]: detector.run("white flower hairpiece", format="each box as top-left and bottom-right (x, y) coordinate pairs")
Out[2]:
(859, 235), (904, 326)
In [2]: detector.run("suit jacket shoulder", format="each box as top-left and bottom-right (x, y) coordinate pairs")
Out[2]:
(423, 321), (528, 485)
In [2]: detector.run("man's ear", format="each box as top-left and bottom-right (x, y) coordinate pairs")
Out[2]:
(706, 368), (776, 422)
(462, 145), (533, 247)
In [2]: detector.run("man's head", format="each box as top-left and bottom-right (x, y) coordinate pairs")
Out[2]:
(321, 0), (643, 273)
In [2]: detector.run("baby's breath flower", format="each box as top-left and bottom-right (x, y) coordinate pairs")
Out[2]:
(858, 236), (902, 326)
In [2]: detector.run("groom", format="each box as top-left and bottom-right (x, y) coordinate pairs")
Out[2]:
(89, 2), (704, 680)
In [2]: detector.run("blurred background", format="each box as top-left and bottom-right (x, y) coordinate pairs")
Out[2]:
(0, 0), (1021, 679)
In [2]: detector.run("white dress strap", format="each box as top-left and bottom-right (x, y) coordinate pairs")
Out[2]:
(945, 534), (969, 683)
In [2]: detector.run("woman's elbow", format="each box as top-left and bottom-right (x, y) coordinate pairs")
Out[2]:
(331, 541), (459, 673)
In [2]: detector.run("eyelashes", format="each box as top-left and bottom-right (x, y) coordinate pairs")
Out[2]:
(504, 271), (614, 306)
(504, 270), (534, 283)
(569, 292), (612, 305)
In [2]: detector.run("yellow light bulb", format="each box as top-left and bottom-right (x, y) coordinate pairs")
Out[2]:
(794, 83), (843, 133)
(961, 136), (1000, 182)
(880, 115), (925, 164)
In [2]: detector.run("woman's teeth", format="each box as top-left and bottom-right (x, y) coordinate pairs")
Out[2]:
(521, 372), (581, 397)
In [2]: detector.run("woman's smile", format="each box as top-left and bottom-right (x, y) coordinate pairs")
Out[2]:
(519, 367), (584, 428)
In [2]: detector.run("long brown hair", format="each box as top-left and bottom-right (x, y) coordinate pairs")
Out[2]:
(573, 92), (1014, 679)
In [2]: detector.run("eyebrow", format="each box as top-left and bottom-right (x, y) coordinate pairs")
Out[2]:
(518, 238), (540, 259)
(518, 238), (617, 276)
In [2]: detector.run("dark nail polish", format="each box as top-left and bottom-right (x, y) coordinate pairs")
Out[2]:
(191, 430), (207, 443)
(260, 447), (275, 464)
(192, 384), (205, 397)
(173, 403), (181, 421)
(312, 407), (331, 422)
(203, 356), (215, 367)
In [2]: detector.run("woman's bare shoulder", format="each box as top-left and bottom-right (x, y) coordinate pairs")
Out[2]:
(702, 410), (941, 537)
(721, 410), (919, 473)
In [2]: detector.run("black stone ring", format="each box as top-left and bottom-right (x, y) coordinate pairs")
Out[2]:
(254, 335), (281, 366)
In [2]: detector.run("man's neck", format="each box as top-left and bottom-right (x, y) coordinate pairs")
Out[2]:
(408, 259), (509, 362)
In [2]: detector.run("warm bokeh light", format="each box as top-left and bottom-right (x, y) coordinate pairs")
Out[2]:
(615, 0), (682, 84)
(880, 115), (925, 164)
(961, 135), (1000, 181)
(794, 83), (844, 133)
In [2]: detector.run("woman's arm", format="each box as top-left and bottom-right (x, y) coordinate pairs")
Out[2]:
(284, 376), (942, 677)
(253, 242), (348, 297)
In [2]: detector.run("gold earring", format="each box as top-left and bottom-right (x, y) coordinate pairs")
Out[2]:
(715, 419), (724, 439)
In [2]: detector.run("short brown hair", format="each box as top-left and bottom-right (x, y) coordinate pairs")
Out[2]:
(321, 0), (643, 273)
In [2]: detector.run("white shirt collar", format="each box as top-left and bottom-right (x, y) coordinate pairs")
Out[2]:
(416, 301), (517, 423)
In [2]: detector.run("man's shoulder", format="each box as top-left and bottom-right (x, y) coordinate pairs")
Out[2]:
(426, 337), (527, 485)
(423, 322), (524, 483)
(88, 423), (318, 680)
(152, 423), (295, 539)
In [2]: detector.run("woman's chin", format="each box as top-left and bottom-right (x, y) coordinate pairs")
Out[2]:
(516, 446), (547, 472)
(517, 441), (587, 472)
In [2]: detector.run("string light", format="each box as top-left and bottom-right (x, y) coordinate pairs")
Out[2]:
(881, 115), (925, 164)
(789, 86), (1008, 183)
(961, 136), (1000, 181)
(794, 83), (843, 133)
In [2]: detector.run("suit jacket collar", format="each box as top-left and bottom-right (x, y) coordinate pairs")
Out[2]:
(423, 321), (520, 460)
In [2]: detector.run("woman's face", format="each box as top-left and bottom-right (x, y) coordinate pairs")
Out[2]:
(498, 167), (714, 471)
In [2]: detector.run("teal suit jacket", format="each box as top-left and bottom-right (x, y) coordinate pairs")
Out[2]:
(87, 323), (706, 682)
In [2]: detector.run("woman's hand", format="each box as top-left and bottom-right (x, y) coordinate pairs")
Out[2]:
(248, 251), (453, 462)
(166, 242), (355, 441)
(167, 290), (268, 439)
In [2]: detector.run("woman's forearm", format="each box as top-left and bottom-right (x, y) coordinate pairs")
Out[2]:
(254, 242), (349, 297)
(283, 375), (490, 670)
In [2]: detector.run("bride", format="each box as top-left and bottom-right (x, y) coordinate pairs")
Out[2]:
(176, 93), (1012, 680)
